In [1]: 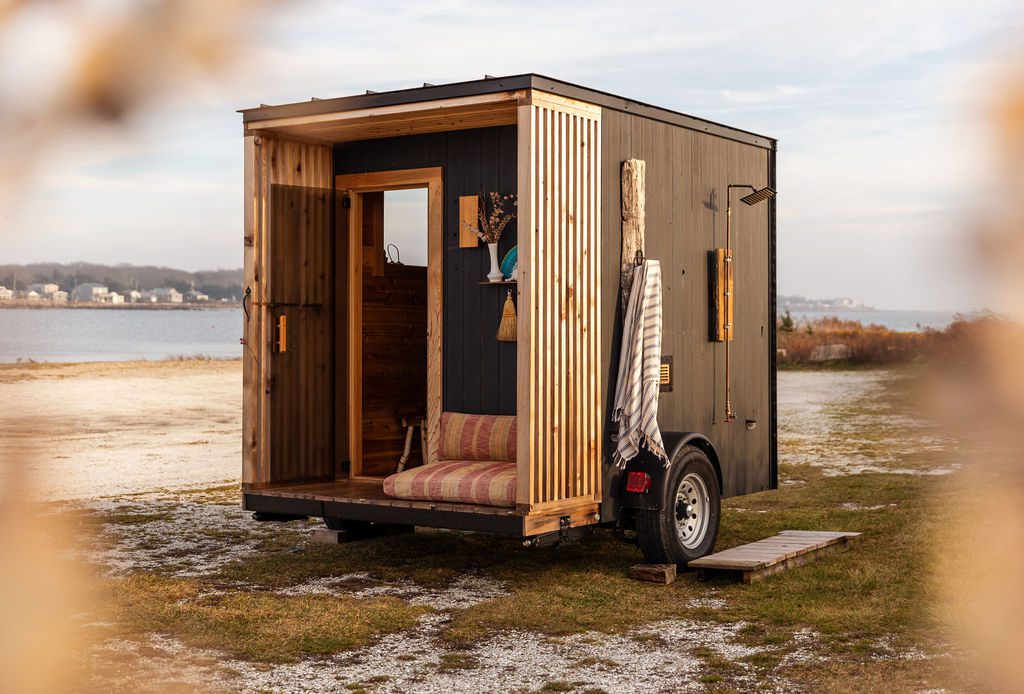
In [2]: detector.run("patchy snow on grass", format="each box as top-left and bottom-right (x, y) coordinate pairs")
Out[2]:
(75, 496), (310, 577)
(90, 615), (791, 694)
(840, 502), (896, 511)
(278, 572), (509, 610)
(686, 596), (727, 610)
(778, 370), (958, 477)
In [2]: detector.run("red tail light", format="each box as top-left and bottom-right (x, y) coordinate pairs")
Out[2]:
(625, 471), (651, 493)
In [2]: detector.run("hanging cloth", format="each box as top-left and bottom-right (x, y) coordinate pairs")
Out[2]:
(612, 259), (668, 467)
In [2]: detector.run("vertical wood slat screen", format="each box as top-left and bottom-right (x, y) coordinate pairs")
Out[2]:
(517, 95), (602, 510)
(243, 134), (333, 488)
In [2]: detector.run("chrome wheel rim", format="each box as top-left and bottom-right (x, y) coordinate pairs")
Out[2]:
(675, 472), (710, 550)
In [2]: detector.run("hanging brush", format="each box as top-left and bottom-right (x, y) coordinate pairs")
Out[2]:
(496, 289), (517, 341)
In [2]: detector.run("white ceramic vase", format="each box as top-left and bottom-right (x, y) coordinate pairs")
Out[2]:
(487, 243), (505, 282)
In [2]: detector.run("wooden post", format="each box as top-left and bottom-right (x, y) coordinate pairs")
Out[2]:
(621, 159), (646, 307)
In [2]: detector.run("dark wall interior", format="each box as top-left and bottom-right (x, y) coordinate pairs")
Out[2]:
(334, 126), (518, 416)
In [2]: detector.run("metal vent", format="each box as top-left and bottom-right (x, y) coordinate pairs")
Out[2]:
(659, 356), (673, 392)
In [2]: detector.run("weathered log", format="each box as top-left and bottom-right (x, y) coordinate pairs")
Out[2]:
(629, 562), (677, 584)
(621, 158), (646, 307)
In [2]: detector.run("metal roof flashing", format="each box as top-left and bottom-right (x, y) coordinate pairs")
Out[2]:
(239, 73), (777, 150)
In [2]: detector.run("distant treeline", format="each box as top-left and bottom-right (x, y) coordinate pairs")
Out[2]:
(0, 262), (243, 301)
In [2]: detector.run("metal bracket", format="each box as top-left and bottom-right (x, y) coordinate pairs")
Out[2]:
(559, 515), (572, 544)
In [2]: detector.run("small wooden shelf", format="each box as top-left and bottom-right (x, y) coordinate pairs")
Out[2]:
(479, 280), (517, 285)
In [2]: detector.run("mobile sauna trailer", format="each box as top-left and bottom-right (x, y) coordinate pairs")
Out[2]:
(240, 74), (777, 564)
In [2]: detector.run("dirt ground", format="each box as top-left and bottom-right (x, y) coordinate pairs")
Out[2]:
(0, 361), (996, 693)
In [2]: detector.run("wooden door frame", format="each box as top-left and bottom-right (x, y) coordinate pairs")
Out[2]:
(335, 167), (443, 479)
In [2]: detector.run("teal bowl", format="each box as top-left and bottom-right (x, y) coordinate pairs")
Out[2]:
(500, 246), (518, 280)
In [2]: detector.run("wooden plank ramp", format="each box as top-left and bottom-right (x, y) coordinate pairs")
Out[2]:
(688, 530), (861, 584)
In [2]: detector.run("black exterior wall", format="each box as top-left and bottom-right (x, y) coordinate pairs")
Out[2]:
(333, 126), (518, 416)
(599, 110), (777, 510)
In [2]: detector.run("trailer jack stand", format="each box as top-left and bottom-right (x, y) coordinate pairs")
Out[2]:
(524, 517), (593, 548)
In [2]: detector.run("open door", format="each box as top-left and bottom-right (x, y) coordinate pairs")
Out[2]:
(336, 167), (444, 481)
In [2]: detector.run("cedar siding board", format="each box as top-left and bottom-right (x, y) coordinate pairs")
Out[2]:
(333, 126), (518, 416)
(599, 109), (775, 500)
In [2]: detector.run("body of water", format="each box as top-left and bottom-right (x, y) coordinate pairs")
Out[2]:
(0, 306), (959, 364)
(786, 309), (958, 332)
(0, 308), (241, 363)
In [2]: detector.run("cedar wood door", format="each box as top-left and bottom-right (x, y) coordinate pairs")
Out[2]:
(265, 183), (339, 483)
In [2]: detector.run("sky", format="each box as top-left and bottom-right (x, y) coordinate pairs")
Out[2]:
(1, 0), (1022, 311)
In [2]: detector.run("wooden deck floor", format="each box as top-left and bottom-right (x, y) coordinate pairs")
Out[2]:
(688, 530), (861, 583)
(251, 478), (518, 517)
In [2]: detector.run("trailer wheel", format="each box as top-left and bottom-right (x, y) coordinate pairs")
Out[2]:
(635, 446), (720, 566)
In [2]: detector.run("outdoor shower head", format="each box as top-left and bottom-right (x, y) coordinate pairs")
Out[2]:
(739, 186), (776, 205)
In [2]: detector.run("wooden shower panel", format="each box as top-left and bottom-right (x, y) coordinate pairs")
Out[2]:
(516, 92), (603, 512)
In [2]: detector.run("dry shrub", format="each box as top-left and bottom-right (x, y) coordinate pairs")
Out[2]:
(777, 315), (923, 366)
(776, 313), (1011, 367)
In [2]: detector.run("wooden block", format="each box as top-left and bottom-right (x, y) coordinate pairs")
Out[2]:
(311, 528), (354, 544)
(459, 195), (479, 247)
(629, 563), (677, 584)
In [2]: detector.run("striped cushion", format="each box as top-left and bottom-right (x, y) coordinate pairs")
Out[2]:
(439, 412), (517, 462)
(383, 460), (516, 508)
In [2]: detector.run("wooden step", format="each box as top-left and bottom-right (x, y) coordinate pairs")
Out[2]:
(688, 530), (861, 584)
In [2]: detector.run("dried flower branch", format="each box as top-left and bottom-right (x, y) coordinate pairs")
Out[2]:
(464, 192), (517, 244)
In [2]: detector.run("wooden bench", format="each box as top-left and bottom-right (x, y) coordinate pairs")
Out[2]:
(688, 530), (861, 583)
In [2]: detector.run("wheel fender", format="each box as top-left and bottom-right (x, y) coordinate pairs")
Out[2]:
(619, 432), (721, 511)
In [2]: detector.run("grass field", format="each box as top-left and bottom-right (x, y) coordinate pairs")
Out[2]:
(39, 367), (1000, 693)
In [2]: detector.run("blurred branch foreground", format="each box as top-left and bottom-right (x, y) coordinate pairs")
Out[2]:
(0, 2), (271, 692)
(929, 60), (1024, 692)
(0, 0), (271, 202)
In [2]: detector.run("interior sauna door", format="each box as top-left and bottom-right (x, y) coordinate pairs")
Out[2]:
(265, 182), (338, 483)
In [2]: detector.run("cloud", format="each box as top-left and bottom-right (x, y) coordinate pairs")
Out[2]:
(3, 0), (1022, 308)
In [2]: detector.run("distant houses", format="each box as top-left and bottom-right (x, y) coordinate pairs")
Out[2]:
(70, 283), (109, 302)
(0, 280), (210, 306)
(142, 287), (183, 304)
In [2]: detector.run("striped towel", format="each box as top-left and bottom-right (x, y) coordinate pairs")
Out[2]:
(612, 260), (668, 467)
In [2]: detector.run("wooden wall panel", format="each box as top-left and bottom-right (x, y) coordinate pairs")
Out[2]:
(360, 264), (428, 476)
(243, 135), (334, 488)
(517, 95), (603, 511)
(599, 110), (773, 501)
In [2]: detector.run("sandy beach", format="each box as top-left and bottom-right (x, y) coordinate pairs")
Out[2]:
(0, 359), (241, 501)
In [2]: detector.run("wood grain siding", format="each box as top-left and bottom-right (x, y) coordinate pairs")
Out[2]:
(333, 127), (518, 417)
(517, 95), (603, 510)
(599, 111), (773, 501)
(243, 135), (334, 489)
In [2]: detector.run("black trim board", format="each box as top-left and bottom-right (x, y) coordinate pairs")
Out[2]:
(240, 74), (776, 150)
(244, 493), (526, 536)
(768, 147), (779, 490)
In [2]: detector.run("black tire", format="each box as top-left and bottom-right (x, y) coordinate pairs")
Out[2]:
(635, 446), (721, 566)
